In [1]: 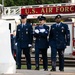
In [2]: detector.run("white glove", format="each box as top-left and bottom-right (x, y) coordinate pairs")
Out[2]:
(34, 29), (39, 34)
(15, 43), (17, 45)
(28, 44), (32, 47)
(40, 29), (45, 33)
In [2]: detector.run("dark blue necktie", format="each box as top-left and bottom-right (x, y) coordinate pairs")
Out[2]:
(57, 24), (59, 27)
(22, 24), (24, 28)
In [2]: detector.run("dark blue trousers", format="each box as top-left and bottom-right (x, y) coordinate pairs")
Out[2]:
(51, 47), (64, 70)
(16, 47), (31, 69)
(35, 48), (48, 70)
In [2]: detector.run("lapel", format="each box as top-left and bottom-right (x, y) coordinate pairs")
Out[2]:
(58, 22), (64, 30)
(19, 24), (26, 32)
(22, 23), (28, 29)
(59, 22), (62, 27)
(56, 23), (63, 31)
(24, 23), (29, 32)
(20, 24), (23, 28)
(55, 23), (60, 31)
(43, 24), (46, 29)
(54, 23), (57, 27)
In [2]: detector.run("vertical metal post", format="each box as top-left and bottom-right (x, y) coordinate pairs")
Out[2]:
(2, 0), (4, 6)
(0, 5), (3, 19)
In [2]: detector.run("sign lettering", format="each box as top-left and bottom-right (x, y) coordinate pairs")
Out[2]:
(21, 5), (75, 15)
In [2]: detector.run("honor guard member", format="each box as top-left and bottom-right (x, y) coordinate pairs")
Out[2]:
(16, 14), (33, 69)
(11, 30), (17, 59)
(49, 15), (70, 71)
(34, 16), (49, 71)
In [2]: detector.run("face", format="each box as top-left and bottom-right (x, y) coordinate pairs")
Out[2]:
(39, 20), (46, 25)
(55, 18), (61, 23)
(21, 18), (27, 23)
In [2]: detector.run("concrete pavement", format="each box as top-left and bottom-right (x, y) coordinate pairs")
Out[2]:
(2, 67), (75, 75)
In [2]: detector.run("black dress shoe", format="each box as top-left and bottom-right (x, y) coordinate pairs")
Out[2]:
(35, 67), (39, 70)
(60, 69), (64, 71)
(50, 69), (56, 71)
(44, 69), (48, 71)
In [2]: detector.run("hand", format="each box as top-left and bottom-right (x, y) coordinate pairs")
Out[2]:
(28, 44), (32, 47)
(40, 29), (45, 33)
(34, 29), (39, 34)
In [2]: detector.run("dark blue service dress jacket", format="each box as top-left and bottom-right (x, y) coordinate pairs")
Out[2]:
(49, 22), (70, 49)
(34, 24), (49, 49)
(16, 23), (33, 48)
